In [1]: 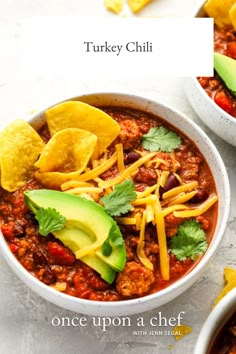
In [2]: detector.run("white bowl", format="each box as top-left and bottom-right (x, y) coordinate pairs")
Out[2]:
(0, 93), (231, 316)
(185, 4), (236, 147)
(194, 288), (236, 353)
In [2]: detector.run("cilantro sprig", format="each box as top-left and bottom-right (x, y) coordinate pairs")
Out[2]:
(35, 207), (66, 236)
(102, 223), (124, 257)
(141, 126), (181, 152)
(100, 180), (137, 217)
(170, 220), (208, 261)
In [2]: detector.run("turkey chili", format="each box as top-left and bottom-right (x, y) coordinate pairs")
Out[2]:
(0, 105), (218, 301)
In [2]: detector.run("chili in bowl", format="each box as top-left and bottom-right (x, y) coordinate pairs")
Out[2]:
(0, 93), (230, 316)
(185, 1), (236, 146)
(194, 288), (236, 354)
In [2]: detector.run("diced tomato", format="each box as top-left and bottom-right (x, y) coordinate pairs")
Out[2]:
(47, 241), (76, 266)
(227, 42), (236, 59)
(1, 222), (15, 240)
(214, 91), (233, 115)
(9, 243), (19, 253)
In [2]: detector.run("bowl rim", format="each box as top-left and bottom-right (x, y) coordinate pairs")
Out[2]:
(194, 288), (236, 353)
(0, 92), (231, 315)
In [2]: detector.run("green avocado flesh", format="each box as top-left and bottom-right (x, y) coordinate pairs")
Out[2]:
(24, 189), (126, 284)
(214, 52), (236, 97)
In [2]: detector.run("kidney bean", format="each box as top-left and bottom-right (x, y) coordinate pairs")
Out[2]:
(189, 188), (209, 204)
(124, 151), (140, 165)
(33, 250), (48, 266)
(164, 174), (179, 192)
(159, 173), (179, 199)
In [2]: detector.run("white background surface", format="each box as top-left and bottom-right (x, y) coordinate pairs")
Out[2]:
(0, 1), (236, 353)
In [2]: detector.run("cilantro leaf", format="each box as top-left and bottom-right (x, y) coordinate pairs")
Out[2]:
(102, 222), (124, 257)
(170, 220), (208, 261)
(100, 180), (137, 217)
(35, 207), (66, 236)
(141, 126), (181, 152)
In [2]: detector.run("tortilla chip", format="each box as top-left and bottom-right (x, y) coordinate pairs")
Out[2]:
(229, 2), (236, 28)
(35, 170), (83, 189)
(45, 101), (120, 158)
(0, 119), (45, 192)
(213, 267), (236, 306)
(204, 0), (236, 28)
(35, 128), (97, 173)
(104, 0), (123, 14)
(127, 0), (152, 13)
(173, 324), (192, 341)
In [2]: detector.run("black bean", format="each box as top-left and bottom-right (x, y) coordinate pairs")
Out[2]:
(124, 152), (140, 165)
(190, 188), (209, 204)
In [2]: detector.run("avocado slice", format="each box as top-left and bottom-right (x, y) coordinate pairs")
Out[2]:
(24, 189), (126, 283)
(214, 52), (236, 97)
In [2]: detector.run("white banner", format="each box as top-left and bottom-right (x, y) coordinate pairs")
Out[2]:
(21, 17), (214, 79)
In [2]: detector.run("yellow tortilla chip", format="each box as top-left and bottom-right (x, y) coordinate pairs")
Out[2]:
(35, 128), (97, 173)
(104, 0), (123, 14)
(0, 119), (45, 192)
(45, 101), (120, 158)
(35, 170), (84, 189)
(229, 2), (236, 28)
(128, 0), (152, 13)
(173, 324), (192, 341)
(214, 267), (236, 306)
(204, 0), (236, 28)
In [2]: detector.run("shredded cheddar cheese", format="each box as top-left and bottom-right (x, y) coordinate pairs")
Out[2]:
(162, 204), (189, 217)
(162, 181), (198, 200)
(115, 143), (125, 173)
(99, 152), (156, 189)
(137, 210), (153, 270)
(76, 153), (117, 182)
(115, 217), (136, 225)
(136, 184), (158, 199)
(61, 180), (94, 191)
(135, 212), (142, 231)
(159, 171), (170, 188)
(146, 204), (155, 223)
(64, 187), (103, 195)
(173, 195), (218, 218)
(152, 196), (170, 281)
(168, 190), (197, 206)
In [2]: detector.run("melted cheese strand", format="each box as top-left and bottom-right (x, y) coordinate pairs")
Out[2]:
(153, 197), (170, 281)
(173, 195), (218, 218)
(162, 181), (198, 200)
(137, 210), (153, 270)
(99, 152), (156, 189)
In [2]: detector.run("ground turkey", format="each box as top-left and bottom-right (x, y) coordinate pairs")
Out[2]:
(116, 261), (155, 297)
(117, 119), (142, 150)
